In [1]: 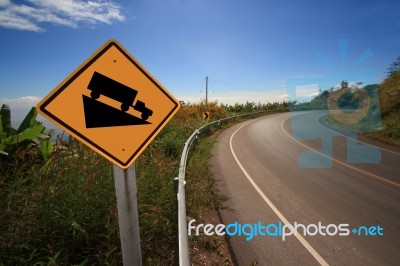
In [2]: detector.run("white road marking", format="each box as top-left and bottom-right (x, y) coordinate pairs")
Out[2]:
(229, 118), (330, 266)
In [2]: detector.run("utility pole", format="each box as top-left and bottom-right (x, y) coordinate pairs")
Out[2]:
(205, 76), (208, 104)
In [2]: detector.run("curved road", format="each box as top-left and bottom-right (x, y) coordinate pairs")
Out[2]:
(211, 111), (400, 265)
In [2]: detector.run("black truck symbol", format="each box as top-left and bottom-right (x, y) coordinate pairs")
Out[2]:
(87, 71), (153, 121)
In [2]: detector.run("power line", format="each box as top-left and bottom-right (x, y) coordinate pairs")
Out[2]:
(209, 83), (216, 95)
(208, 77), (252, 91)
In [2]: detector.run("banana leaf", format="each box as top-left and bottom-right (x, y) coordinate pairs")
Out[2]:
(1, 104), (16, 136)
(40, 139), (54, 160)
(1, 124), (44, 146)
(0, 114), (6, 141)
(17, 107), (40, 133)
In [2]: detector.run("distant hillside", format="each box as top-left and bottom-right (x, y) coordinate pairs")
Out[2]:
(312, 71), (400, 146)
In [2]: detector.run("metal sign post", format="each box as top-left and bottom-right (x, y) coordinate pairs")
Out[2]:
(113, 163), (142, 265)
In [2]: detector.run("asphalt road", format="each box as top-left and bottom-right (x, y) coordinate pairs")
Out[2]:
(211, 111), (400, 265)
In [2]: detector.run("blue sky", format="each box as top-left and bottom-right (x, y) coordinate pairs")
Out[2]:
(0, 0), (399, 122)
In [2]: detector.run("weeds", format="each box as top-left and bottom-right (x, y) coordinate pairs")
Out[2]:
(1, 140), (120, 265)
(364, 110), (400, 146)
(323, 72), (400, 146)
(0, 101), (284, 265)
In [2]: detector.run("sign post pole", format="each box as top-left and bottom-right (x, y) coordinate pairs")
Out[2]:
(113, 163), (142, 266)
(36, 39), (180, 264)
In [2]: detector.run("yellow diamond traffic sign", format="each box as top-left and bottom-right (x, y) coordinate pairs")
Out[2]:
(36, 39), (180, 169)
(202, 111), (210, 121)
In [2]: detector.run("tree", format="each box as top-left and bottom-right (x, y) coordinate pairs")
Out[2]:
(387, 56), (400, 77)
(379, 71), (400, 115)
(340, 80), (349, 90)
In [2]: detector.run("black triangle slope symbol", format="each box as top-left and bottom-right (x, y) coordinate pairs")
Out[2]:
(82, 95), (151, 128)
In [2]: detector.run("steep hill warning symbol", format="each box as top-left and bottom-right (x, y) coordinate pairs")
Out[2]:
(84, 71), (153, 128)
(36, 39), (180, 169)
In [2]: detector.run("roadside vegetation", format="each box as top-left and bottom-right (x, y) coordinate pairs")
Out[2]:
(1, 58), (398, 265)
(292, 57), (400, 146)
(365, 70), (400, 146)
(0, 100), (286, 265)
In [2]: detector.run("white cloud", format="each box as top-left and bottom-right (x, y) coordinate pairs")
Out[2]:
(0, 0), (11, 7)
(0, 0), (125, 31)
(1, 96), (43, 126)
(294, 84), (319, 97)
(1, 95), (41, 107)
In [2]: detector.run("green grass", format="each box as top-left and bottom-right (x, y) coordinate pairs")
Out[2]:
(185, 136), (233, 264)
(364, 111), (400, 146)
(1, 144), (120, 265)
(0, 120), (199, 265)
(0, 104), (214, 265)
(0, 102), (283, 265)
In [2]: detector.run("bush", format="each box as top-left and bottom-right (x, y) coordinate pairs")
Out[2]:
(0, 105), (53, 174)
(0, 101), (283, 264)
(379, 71), (400, 116)
(0, 102), (227, 264)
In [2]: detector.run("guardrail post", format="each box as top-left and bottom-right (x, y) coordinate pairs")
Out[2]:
(175, 110), (272, 265)
(177, 176), (190, 265)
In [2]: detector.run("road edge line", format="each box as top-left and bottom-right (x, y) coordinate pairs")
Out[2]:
(229, 119), (330, 266)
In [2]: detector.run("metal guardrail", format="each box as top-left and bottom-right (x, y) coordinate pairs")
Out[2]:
(174, 110), (272, 266)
